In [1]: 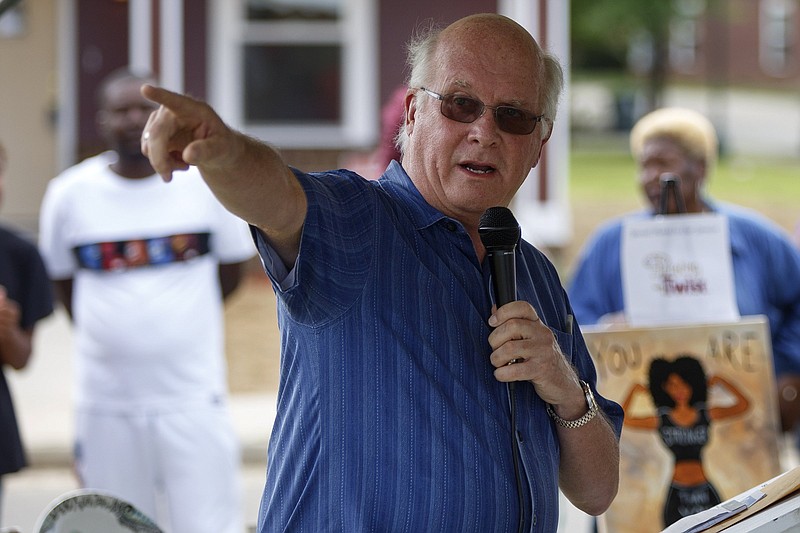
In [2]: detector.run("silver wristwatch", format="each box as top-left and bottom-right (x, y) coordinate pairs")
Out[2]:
(546, 380), (599, 429)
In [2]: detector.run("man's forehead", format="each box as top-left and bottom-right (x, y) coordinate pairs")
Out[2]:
(433, 38), (541, 100)
(640, 137), (692, 161)
(103, 81), (154, 106)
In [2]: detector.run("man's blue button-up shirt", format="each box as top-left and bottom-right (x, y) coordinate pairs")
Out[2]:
(254, 161), (623, 532)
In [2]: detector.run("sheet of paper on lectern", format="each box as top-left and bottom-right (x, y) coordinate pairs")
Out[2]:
(622, 213), (739, 326)
(661, 490), (764, 533)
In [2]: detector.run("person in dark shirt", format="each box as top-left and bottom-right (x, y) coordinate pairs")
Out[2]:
(0, 140), (54, 516)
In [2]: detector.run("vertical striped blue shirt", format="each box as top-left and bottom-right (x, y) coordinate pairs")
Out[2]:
(254, 161), (623, 532)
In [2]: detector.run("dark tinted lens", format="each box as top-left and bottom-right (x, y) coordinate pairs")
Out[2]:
(495, 106), (538, 135)
(441, 94), (483, 123)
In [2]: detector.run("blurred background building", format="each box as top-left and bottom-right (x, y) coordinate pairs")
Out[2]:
(570, 0), (800, 152)
(0, 0), (798, 250)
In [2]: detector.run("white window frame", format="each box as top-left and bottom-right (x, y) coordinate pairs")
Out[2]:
(208, 0), (378, 149)
(759, 0), (796, 77)
(669, 0), (706, 74)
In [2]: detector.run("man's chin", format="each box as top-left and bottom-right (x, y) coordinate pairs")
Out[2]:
(118, 142), (151, 160)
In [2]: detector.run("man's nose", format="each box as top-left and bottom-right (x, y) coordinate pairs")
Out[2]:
(467, 109), (501, 144)
(129, 106), (154, 123)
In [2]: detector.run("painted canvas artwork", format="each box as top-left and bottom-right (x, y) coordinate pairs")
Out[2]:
(583, 316), (783, 532)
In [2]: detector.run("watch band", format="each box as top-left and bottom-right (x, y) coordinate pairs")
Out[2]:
(546, 380), (599, 429)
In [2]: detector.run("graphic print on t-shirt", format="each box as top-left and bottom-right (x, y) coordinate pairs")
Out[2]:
(73, 232), (211, 271)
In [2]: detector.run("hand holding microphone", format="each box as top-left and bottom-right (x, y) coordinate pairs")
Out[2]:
(480, 206), (533, 371)
(479, 207), (577, 402)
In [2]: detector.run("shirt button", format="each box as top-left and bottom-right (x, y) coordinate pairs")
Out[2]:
(444, 220), (457, 232)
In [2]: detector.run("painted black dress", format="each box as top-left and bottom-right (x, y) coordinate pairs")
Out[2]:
(657, 405), (721, 527)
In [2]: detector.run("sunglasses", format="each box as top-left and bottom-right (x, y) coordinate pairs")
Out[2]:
(417, 87), (544, 135)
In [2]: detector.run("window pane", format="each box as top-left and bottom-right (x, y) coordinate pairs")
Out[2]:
(244, 45), (341, 123)
(247, 0), (339, 21)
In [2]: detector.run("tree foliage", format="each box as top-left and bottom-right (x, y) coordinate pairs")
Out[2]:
(571, 0), (677, 109)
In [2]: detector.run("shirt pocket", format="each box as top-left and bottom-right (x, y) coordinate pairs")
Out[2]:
(551, 327), (576, 366)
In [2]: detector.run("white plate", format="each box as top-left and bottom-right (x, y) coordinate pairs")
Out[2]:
(33, 489), (162, 533)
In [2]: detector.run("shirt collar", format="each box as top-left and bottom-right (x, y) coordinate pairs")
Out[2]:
(687, 198), (746, 256)
(706, 200), (746, 257)
(377, 160), (453, 231)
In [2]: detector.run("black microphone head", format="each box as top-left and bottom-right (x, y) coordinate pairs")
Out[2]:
(660, 172), (680, 185)
(478, 206), (521, 251)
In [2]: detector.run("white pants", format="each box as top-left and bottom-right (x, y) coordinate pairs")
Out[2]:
(74, 398), (243, 533)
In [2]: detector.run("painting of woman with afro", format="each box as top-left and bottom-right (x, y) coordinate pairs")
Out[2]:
(621, 355), (750, 527)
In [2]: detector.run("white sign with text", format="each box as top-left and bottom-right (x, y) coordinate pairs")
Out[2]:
(621, 213), (739, 326)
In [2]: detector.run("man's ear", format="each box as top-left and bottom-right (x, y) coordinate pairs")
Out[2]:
(693, 158), (708, 189)
(404, 90), (417, 136)
(530, 120), (554, 169)
(540, 118), (554, 146)
(96, 109), (109, 132)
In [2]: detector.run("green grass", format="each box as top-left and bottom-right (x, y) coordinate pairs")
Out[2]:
(570, 150), (637, 201)
(569, 148), (800, 215)
(713, 157), (800, 202)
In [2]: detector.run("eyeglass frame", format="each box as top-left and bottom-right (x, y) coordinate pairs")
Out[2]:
(416, 87), (545, 136)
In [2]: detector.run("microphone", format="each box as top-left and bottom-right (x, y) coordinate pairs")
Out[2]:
(478, 206), (521, 307)
(659, 173), (686, 215)
(480, 206), (526, 533)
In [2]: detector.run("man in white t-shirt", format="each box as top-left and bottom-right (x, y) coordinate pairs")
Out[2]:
(38, 69), (255, 533)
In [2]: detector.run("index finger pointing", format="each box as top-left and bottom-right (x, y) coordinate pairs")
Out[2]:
(139, 85), (206, 181)
(140, 84), (195, 112)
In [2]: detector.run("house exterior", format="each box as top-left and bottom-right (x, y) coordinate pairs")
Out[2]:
(666, 0), (799, 88)
(1, 0), (572, 248)
(0, 0), (797, 246)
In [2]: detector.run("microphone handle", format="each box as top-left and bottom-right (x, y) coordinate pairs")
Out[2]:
(488, 249), (517, 307)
